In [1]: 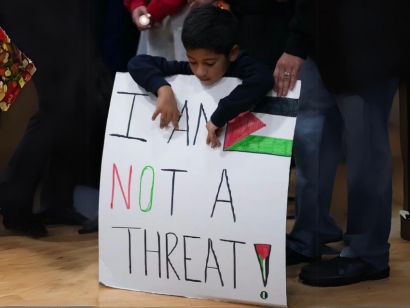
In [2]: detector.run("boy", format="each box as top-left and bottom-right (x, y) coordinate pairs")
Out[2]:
(127, 5), (273, 148)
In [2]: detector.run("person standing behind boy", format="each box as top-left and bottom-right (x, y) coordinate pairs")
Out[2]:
(124, 0), (189, 61)
(128, 5), (273, 146)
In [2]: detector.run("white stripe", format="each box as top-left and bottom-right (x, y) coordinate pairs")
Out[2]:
(250, 113), (296, 141)
(267, 80), (301, 99)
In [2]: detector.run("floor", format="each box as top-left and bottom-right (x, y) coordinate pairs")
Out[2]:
(1, 156), (409, 307)
(1, 88), (409, 307)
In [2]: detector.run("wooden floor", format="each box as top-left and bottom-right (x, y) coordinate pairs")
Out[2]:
(1, 157), (409, 307)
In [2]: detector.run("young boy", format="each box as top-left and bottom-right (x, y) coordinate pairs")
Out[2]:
(127, 4), (273, 148)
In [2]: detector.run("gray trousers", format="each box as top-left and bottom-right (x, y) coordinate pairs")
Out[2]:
(288, 58), (399, 270)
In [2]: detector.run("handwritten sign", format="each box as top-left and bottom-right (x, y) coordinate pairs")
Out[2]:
(99, 73), (300, 307)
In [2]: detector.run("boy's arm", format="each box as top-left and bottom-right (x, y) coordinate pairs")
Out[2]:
(211, 54), (273, 128)
(127, 55), (193, 95)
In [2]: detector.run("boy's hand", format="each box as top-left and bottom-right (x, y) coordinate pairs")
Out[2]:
(152, 86), (182, 129)
(206, 121), (223, 148)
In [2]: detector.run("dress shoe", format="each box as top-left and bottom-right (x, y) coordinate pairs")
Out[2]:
(287, 246), (321, 266)
(36, 207), (88, 226)
(299, 256), (390, 287)
(3, 215), (48, 238)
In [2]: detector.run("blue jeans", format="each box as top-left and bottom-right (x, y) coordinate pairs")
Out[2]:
(288, 58), (399, 270)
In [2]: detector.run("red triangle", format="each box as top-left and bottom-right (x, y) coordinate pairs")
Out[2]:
(224, 111), (266, 150)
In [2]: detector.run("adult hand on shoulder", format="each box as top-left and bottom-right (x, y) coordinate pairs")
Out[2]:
(132, 6), (150, 31)
(206, 121), (222, 148)
(152, 86), (182, 129)
(188, 0), (217, 8)
(273, 53), (304, 97)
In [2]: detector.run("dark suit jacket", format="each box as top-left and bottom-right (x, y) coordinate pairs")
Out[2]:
(227, 0), (301, 70)
(289, 0), (409, 93)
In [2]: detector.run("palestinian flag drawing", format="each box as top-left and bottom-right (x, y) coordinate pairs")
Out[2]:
(254, 244), (272, 287)
(223, 89), (299, 157)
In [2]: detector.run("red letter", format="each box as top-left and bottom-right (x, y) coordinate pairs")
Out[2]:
(111, 164), (132, 209)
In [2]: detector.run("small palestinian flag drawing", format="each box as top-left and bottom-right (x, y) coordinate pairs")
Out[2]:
(223, 90), (299, 157)
(254, 244), (272, 287)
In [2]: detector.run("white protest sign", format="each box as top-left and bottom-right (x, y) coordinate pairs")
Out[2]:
(99, 73), (300, 307)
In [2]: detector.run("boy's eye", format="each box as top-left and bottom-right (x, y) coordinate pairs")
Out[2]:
(205, 63), (216, 67)
(189, 62), (197, 66)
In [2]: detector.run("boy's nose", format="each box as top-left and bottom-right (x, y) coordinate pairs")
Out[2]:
(196, 66), (207, 78)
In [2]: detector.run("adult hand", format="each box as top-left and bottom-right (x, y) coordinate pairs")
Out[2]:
(132, 6), (150, 31)
(273, 53), (304, 97)
(188, 0), (217, 8)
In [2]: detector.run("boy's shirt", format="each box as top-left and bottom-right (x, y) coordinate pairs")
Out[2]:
(128, 51), (273, 127)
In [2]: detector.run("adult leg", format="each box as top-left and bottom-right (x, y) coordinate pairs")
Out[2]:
(299, 77), (399, 287)
(287, 58), (343, 262)
(0, 0), (100, 233)
(338, 78), (399, 269)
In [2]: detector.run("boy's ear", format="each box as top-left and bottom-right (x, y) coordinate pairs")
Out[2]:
(229, 45), (239, 62)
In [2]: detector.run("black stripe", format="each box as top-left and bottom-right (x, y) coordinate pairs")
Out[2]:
(251, 97), (298, 117)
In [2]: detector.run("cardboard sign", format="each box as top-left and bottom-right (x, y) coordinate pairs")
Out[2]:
(99, 73), (300, 307)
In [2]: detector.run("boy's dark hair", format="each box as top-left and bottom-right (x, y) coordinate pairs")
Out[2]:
(182, 5), (238, 56)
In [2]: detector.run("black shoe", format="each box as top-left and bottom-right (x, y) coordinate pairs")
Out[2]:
(287, 246), (321, 266)
(299, 256), (390, 287)
(36, 207), (88, 226)
(78, 217), (98, 234)
(3, 215), (48, 238)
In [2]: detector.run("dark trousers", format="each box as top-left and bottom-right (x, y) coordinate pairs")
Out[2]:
(0, 0), (110, 225)
(400, 79), (410, 240)
(288, 58), (399, 270)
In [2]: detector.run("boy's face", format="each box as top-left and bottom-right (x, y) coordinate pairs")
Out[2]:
(186, 46), (239, 86)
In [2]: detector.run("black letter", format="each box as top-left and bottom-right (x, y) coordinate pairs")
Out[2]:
(183, 235), (201, 282)
(111, 226), (141, 274)
(204, 239), (224, 286)
(110, 92), (149, 142)
(144, 230), (161, 278)
(193, 103), (208, 145)
(166, 232), (180, 280)
(210, 169), (236, 222)
(220, 239), (246, 288)
(168, 100), (189, 145)
(161, 169), (188, 216)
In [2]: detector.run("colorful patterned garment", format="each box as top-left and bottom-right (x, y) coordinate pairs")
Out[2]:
(0, 28), (36, 111)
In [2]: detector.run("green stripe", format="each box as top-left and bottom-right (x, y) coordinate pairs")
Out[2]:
(225, 135), (293, 157)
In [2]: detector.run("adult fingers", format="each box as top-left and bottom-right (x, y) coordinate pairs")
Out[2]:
(273, 67), (280, 93)
(289, 65), (302, 90)
(290, 69), (298, 91)
(277, 70), (286, 97)
(281, 67), (292, 97)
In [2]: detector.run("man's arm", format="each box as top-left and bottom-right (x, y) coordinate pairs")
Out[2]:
(274, 0), (309, 97)
(284, 0), (310, 59)
(127, 55), (193, 95)
(211, 53), (273, 127)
